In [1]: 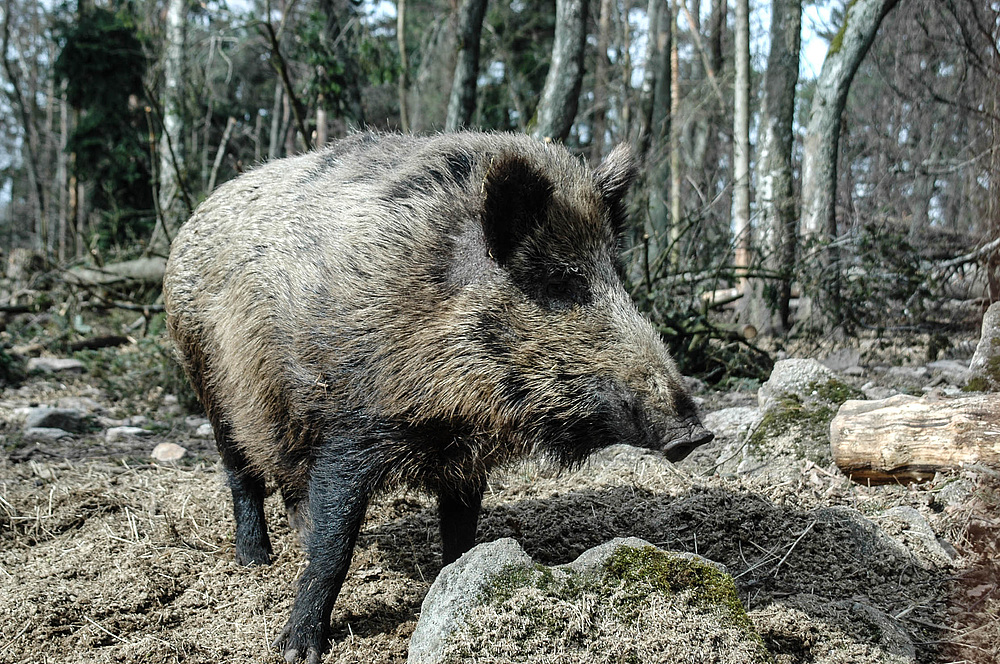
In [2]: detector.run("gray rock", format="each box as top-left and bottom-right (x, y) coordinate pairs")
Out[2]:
(968, 301), (1000, 391)
(926, 359), (970, 386)
(409, 538), (533, 664)
(194, 422), (214, 439)
(26, 357), (85, 374)
(185, 416), (209, 429)
(821, 348), (861, 372)
(106, 426), (154, 443)
(702, 406), (759, 445)
(55, 396), (103, 413)
(751, 593), (915, 663)
(409, 538), (763, 664)
(878, 506), (955, 566)
(24, 407), (87, 433)
(23, 427), (74, 443)
(758, 358), (836, 413)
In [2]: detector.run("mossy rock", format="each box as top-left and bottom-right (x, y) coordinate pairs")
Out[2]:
(412, 537), (773, 664)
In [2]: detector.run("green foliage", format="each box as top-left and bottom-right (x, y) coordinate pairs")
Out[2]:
(53, 4), (153, 250)
(297, 10), (398, 118)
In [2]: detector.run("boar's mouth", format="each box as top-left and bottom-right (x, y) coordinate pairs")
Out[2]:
(594, 379), (714, 463)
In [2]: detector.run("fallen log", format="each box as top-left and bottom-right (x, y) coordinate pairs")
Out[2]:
(830, 394), (1000, 484)
(64, 257), (167, 287)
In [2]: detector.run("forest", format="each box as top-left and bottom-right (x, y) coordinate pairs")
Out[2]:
(2, 1), (1000, 663)
(0, 0), (996, 373)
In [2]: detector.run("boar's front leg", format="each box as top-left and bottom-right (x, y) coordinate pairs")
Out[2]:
(273, 446), (384, 664)
(438, 481), (484, 565)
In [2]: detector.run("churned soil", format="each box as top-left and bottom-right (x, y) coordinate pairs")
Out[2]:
(1, 371), (997, 664)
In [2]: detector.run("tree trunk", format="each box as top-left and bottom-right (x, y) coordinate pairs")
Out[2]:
(755, 0), (801, 332)
(531, 0), (588, 142)
(2, 0), (47, 252)
(396, 0), (410, 133)
(634, 0), (662, 159)
(152, 0), (188, 253)
(590, 0), (613, 162)
(798, 0), (900, 322)
(732, 0), (751, 280)
(445, 0), (488, 131)
(644, 0), (671, 272)
(668, 9), (680, 266)
(268, 79), (283, 159)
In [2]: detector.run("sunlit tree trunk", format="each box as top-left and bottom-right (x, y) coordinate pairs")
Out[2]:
(532, 0), (587, 142)
(152, 0), (188, 253)
(732, 0), (751, 284)
(755, 0), (801, 332)
(799, 0), (900, 323)
(445, 0), (488, 131)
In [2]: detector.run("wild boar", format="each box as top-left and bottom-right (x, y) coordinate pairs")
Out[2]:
(163, 131), (713, 663)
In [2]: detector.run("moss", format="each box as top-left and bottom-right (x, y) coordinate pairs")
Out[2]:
(963, 339), (1000, 392)
(828, 0), (860, 56)
(808, 379), (864, 405)
(747, 398), (836, 462)
(454, 546), (773, 663)
(604, 546), (752, 631)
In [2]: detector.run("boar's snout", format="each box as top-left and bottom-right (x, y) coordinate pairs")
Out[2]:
(661, 422), (714, 462)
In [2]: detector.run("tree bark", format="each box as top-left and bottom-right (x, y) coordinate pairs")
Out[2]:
(396, 0), (410, 133)
(798, 0), (900, 321)
(2, 0), (47, 252)
(732, 0), (751, 280)
(590, 0), (613, 162)
(152, 0), (189, 253)
(830, 394), (1000, 484)
(755, 0), (801, 332)
(531, 0), (588, 142)
(445, 0), (488, 131)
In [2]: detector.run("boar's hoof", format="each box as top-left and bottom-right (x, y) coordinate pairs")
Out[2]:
(662, 426), (714, 462)
(273, 622), (325, 664)
(234, 543), (272, 567)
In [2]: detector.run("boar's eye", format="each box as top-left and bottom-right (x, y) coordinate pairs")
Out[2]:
(539, 272), (590, 310)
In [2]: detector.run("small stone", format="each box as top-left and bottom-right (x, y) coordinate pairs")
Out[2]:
(185, 416), (209, 429)
(194, 422), (214, 439)
(106, 426), (154, 443)
(55, 396), (103, 412)
(151, 442), (187, 462)
(23, 427), (74, 443)
(26, 357), (86, 374)
(128, 415), (148, 426)
(24, 407), (87, 433)
(820, 348), (861, 372)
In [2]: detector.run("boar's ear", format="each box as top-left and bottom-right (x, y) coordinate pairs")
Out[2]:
(593, 143), (637, 232)
(481, 153), (554, 265)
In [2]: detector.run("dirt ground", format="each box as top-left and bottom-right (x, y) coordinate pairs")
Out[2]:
(1, 366), (998, 664)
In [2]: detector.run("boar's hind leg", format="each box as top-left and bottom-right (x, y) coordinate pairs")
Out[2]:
(438, 482), (484, 565)
(214, 420), (272, 566)
(274, 447), (384, 663)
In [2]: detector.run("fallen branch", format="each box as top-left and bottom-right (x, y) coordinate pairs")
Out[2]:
(64, 257), (167, 287)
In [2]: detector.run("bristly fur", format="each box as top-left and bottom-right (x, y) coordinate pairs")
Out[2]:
(163, 131), (711, 662)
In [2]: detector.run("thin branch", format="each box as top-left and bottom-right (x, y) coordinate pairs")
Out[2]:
(259, 20), (313, 152)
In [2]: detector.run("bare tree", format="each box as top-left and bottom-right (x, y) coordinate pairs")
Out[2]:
(732, 0), (751, 281)
(151, 0), (189, 253)
(445, 0), (488, 131)
(531, 0), (587, 142)
(799, 0), (900, 321)
(755, 0), (801, 331)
